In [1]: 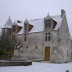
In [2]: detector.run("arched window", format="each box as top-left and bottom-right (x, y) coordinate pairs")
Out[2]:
(45, 32), (51, 41)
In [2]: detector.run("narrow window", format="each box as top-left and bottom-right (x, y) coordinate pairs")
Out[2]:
(67, 38), (68, 43)
(45, 33), (51, 42)
(26, 46), (28, 49)
(35, 46), (37, 49)
(48, 33), (51, 41)
(24, 37), (26, 41)
(48, 35), (51, 41)
(25, 24), (27, 30)
(67, 50), (68, 57)
(45, 36), (47, 41)
(24, 34), (26, 41)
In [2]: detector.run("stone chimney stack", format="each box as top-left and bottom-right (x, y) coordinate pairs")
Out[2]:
(61, 9), (65, 18)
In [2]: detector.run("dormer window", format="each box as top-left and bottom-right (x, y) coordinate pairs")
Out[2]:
(45, 20), (51, 28)
(12, 25), (16, 32)
(25, 24), (27, 30)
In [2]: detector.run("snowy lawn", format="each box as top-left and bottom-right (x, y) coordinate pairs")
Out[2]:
(0, 62), (72, 72)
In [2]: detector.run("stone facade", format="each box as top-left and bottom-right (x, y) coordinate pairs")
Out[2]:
(1, 9), (72, 63)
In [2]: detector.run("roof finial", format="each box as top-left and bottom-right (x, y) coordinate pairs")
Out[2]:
(45, 12), (51, 19)
(9, 16), (10, 19)
(47, 12), (50, 17)
(48, 13), (49, 15)
(13, 20), (17, 25)
(24, 18), (29, 24)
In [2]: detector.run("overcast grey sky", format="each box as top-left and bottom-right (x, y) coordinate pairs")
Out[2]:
(0, 0), (72, 36)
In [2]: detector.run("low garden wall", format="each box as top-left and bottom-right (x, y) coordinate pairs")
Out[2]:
(0, 60), (32, 66)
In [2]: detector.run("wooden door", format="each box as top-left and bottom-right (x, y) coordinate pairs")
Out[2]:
(44, 46), (50, 61)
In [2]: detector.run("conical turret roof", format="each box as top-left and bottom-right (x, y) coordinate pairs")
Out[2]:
(3, 16), (12, 28)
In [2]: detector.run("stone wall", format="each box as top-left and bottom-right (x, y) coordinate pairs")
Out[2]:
(23, 32), (44, 60)
(0, 60), (32, 66)
(58, 14), (71, 62)
(14, 14), (71, 63)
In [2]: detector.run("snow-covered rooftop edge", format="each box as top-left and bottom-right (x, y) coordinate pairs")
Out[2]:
(17, 15), (62, 35)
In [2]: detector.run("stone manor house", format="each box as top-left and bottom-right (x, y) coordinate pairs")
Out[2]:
(1, 9), (72, 63)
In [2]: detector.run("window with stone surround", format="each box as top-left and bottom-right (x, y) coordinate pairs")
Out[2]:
(45, 32), (51, 42)
(45, 20), (51, 28)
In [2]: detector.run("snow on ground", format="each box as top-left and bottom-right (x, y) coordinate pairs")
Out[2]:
(0, 62), (72, 72)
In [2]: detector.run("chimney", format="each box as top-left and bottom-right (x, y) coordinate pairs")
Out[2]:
(61, 9), (65, 18)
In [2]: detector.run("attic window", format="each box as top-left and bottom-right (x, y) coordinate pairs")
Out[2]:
(25, 24), (27, 30)
(45, 20), (51, 27)
(12, 25), (16, 32)
(46, 23), (51, 27)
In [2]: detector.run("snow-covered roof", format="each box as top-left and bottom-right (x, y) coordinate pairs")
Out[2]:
(17, 15), (62, 35)
(52, 15), (62, 30)
(15, 21), (24, 35)
(29, 15), (62, 33)
(29, 18), (44, 33)
(2, 16), (12, 28)
(17, 22), (24, 27)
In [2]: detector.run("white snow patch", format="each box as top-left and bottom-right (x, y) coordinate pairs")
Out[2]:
(0, 62), (72, 72)
(29, 18), (44, 33)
